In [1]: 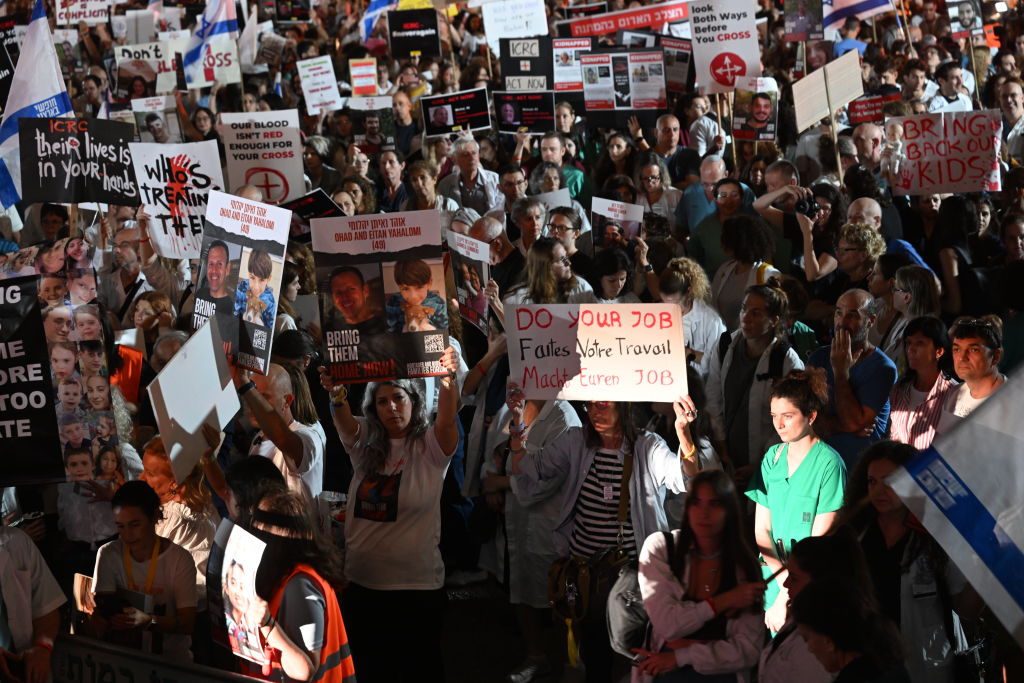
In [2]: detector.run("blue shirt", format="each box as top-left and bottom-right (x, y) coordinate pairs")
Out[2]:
(676, 181), (756, 235)
(886, 238), (935, 274)
(807, 346), (897, 469)
(233, 279), (277, 328)
(834, 38), (867, 57)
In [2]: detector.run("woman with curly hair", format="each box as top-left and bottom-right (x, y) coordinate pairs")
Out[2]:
(503, 236), (595, 306)
(795, 183), (847, 283)
(710, 215), (780, 331)
(745, 369), (847, 633)
(657, 257), (726, 379)
(812, 222), (887, 309)
(285, 242), (317, 295)
(340, 174), (377, 215)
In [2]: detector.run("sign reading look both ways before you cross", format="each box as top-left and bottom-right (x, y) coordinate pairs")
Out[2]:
(508, 303), (687, 402)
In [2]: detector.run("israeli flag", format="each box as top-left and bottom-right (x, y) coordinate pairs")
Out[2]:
(0, 0), (72, 208)
(822, 0), (892, 31)
(182, 0), (238, 86)
(361, 0), (397, 42)
(889, 372), (1024, 647)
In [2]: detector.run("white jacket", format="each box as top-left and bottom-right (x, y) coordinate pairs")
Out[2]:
(0, 526), (66, 651)
(706, 331), (804, 465)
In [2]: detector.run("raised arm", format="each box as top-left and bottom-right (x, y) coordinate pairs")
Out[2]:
(433, 346), (461, 454)
(320, 367), (360, 444)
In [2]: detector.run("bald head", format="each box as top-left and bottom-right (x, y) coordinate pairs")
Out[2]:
(234, 185), (265, 202)
(699, 155), (727, 199)
(655, 114), (681, 150)
(852, 124), (883, 167)
(251, 362), (295, 423)
(847, 197), (882, 229)
(469, 216), (508, 265)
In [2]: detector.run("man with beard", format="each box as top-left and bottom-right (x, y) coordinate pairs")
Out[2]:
(97, 226), (154, 327)
(807, 289), (897, 467)
(739, 92), (775, 138)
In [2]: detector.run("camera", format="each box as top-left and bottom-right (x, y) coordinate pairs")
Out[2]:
(794, 198), (820, 217)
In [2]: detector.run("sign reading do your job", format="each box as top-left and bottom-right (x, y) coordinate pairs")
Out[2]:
(508, 303), (687, 402)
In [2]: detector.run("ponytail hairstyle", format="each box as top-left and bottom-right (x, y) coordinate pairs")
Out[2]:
(744, 277), (789, 337)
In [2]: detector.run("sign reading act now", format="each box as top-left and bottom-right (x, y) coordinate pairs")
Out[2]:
(508, 303), (687, 402)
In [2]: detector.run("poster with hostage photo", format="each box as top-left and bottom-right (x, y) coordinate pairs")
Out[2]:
(312, 210), (448, 383)
(221, 524), (267, 664)
(353, 108), (395, 156)
(448, 232), (490, 334)
(194, 190), (291, 374)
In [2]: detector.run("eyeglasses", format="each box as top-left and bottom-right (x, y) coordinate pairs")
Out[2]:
(548, 222), (575, 233)
(836, 246), (863, 253)
(643, 175), (661, 183)
(502, 179), (528, 187)
(716, 192), (741, 199)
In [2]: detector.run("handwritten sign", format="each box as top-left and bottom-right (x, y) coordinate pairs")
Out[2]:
(888, 110), (1002, 195)
(297, 56), (344, 115)
(508, 303), (687, 402)
(483, 0), (547, 58)
(57, 0), (109, 26)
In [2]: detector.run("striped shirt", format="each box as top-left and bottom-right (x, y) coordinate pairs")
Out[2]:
(569, 449), (637, 558)
(889, 374), (958, 450)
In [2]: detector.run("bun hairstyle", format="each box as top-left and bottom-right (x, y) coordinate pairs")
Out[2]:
(770, 368), (829, 416)
(659, 257), (711, 303)
(744, 277), (789, 335)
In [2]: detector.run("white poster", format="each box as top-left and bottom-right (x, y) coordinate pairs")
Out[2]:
(507, 303), (688, 402)
(482, 0), (548, 58)
(147, 319), (239, 484)
(57, 0), (109, 26)
(689, 0), (761, 93)
(187, 38), (242, 89)
(591, 196), (644, 249)
(581, 50), (667, 111)
(297, 55), (344, 115)
(222, 525), (268, 664)
(131, 96), (184, 143)
(220, 110), (304, 205)
(552, 38), (591, 92)
(128, 139), (226, 258)
(115, 41), (186, 95)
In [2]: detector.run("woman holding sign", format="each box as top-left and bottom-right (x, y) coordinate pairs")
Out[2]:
(508, 396), (703, 683)
(320, 347), (461, 683)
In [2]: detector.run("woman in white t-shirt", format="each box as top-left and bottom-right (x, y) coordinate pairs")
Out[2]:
(90, 480), (197, 661)
(656, 257), (727, 380)
(321, 346), (460, 683)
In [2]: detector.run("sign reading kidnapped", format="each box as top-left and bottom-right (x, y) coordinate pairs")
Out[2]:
(18, 118), (139, 205)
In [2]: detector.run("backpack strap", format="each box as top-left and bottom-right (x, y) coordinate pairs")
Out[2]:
(717, 330), (732, 368)
(768, 339), (792, 381)
(617, 451), (634, 524)
(662, 530), (681, 578)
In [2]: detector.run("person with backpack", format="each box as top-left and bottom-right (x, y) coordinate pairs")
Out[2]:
(631, 469), (765, 681)
(705, 283), (804, 489)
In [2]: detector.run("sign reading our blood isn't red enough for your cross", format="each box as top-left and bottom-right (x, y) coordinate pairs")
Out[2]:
(507, 303), (688, 402)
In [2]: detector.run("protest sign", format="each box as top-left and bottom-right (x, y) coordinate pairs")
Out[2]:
(186, 38), (242, 89)
(500, 37), (551, 91)
(507, 303), (687, 402)
(591, 196), (644, 250)
(255, 32), (287, 67)
(563, 1), (688, 37)
(147, 318), (239, 483)
(220, 110), (304, 205)
(222, 524), (268, 664)
(847, 93), (901, 125)
(297, 56), (344, 115)
(733, 77), (779, 142)
(581, 49), (667, 110)
(349, 57), (377, 96)
(552, 38), (592, 91)
(353, 108), (396, 156)
(57, 0), (108, 26)
(564, 2), (607, 19)
(124, 6), (182, 44)
(0, 276), (63, 486)
(483, 0), (547, 58)
(311, 210), (449, 384)
(949, 0), (984, 39)
(115, 42), (183, 94)
(533, 188), (573, 213)
(886, 110), (1002, 195)
(193, 190), (291, 374)
(0, 45), (13, 106)
(449, 232), (490, 334)
(661, 36), (691, 93)
(346, 95), (393, 111)
(493, 91), (555, 135)
(783, 0), (823, 41)
(0, 18), (22, 65)
(689, 0), (760, 93)
(19, 118), (139, 205)
(276, 0), (311, 22)
(420, 88), (492, 136)
(132, 95), (184, 143)
(617, 29), (657, 47)
(792, 49), (862, 132)
(129, 139), (225, 258)
(281, 188), (343, 239)
(888, 375), (1024, 650)
(387, 9), (441, 59)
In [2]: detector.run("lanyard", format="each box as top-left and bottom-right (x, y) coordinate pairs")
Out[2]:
(123, 537), (160, 594)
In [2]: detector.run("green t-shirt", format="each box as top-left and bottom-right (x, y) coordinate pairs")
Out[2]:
(745, 440), (847, 605)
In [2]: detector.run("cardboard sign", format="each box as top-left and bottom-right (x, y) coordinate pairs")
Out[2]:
(0, 277), (63, 486)
(507, 303), (687, 402)
(733, 77), (779, 142)
(132, 95), (184, 143)
(449, 233), (490, 334)
(581, 49), (667, 110)
(783, 0), (823, 41)
(533, 188), (573, 213)
(564, 1), (688, 37)
(493, 91), (555, 135)
(792, 49), (863, 133)
(848, 93), (902, 125)
(420, 87), (492, 136)
(115, 41), (184, 95)
(188, 38), (242, 88)
(19, 118), (139, 205)
(193, 190), (292, 374)
(483, 0), (548, 58)
(591, 196), (644, 250)
(129, 139), (226, 259)
(387, 9), (441, 59)
(349, 57), (377, 96)
(887, 111), (1002, 195)
(147, 318), (239, 483)
(220, 110), (304, 205)
(57, 0), (108, 26)
(221, 525), (268, 664)
(690, 0), (760, 93)
(501, 36), (551, 91)
(661, 36), (692, 93)
(297, 56), (344, 115)
(281, 188), (343, 238)
(311, 210), (449, 384)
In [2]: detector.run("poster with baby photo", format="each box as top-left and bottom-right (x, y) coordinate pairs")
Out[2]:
(195, 190), (291, 374)
(312, 209), (448, 384)
(0, 276), (64, 486)
(449, 232), (490, 334)
(590, 197), (644, 253)
(222, 524), (268, 664)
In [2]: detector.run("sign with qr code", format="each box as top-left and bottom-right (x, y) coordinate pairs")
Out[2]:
(311, 210), (449, 384)
(191, 190), (292, 375)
